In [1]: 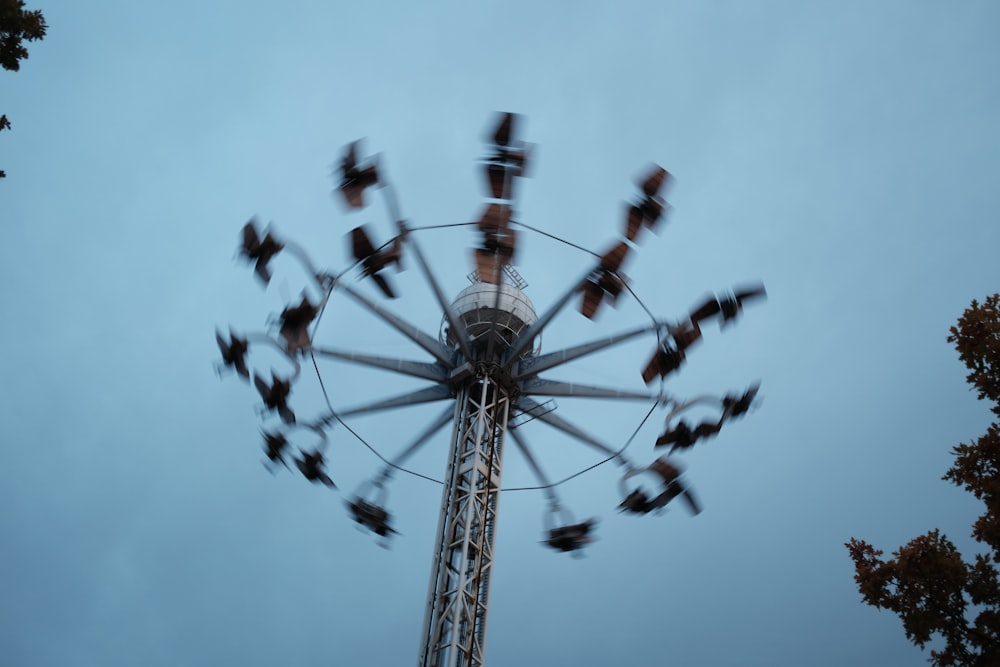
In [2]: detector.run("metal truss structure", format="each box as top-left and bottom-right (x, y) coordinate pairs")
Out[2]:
(420, 377), (508, 667)
(218, 113), (765, 667)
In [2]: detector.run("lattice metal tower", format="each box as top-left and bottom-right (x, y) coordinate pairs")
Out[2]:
(418, 280), (534, 667)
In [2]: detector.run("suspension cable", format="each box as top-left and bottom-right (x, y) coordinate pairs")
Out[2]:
(500, 401), (658, 492)
(309, 350), (444, 485)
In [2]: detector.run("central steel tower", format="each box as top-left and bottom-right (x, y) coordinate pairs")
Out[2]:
(419, 282), (536, 667)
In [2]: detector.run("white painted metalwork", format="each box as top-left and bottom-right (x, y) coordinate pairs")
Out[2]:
(443, 282), (539, 359)
(419, 374), (509, 667)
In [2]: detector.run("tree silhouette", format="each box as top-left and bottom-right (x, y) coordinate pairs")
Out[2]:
(1, 0), (47, 178)
(847, 294), (1000, 666)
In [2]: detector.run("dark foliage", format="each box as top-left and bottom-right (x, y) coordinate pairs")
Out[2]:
(1, 0), (46, 178)
(847, 295), (1000, 666)
(0, 0), (46, 72)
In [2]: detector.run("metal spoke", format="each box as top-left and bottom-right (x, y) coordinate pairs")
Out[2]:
(399, 221), (475, 361)
(338, 281), (455, 368)
(501, 268), (591, 367)
(506, 426), (559, 506)
(313, 346), (448, 383)
(520, 378), (662, 401)
(338, 384), (453, 419)
(377, 405), (456, 481)
(513, 323), (657, 380)
(515, 397), (632, 468)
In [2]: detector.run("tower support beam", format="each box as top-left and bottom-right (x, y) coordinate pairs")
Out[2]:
(419, 374), (509, 667)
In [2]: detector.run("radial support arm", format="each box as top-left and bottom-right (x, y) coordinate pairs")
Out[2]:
(399, 221), (475, 362)
(312, 347), (448, 383)
(501, 268), (592, 368)
(520, 378), (662, 401)
(513, 324), (657, 380)
(378, 405), (455, 480)
(338, 384), (453, 419)
(506, 427), (559, 506)
(338, 282), (455, 368)
(515, 397), (632, 468)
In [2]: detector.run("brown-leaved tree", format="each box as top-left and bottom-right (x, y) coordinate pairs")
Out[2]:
(847, 294), (1000, 666)
(1, 0), (47, 178)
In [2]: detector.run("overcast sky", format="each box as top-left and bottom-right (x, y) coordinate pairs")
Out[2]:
(2, 1), (999, 665)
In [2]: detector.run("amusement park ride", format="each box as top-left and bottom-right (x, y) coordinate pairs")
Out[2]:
(217, 113), (764, 667)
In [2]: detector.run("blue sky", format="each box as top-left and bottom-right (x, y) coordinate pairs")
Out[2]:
(2, 1), (999, 665)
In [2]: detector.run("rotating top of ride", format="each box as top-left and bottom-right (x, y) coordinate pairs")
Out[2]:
(219, 111), (767, 554)
(441, 271), (539, 362)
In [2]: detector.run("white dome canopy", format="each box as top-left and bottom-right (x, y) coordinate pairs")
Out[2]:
(442, 281), (539, 358)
